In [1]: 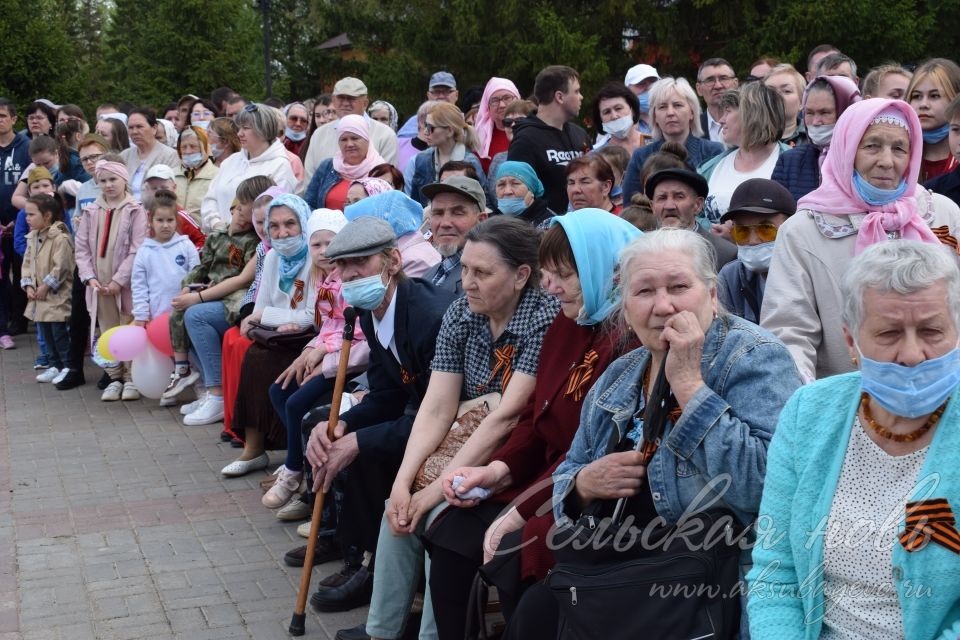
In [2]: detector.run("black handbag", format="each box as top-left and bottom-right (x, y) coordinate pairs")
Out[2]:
(545, 358), (745, 640)
(246, 320), (316, 351)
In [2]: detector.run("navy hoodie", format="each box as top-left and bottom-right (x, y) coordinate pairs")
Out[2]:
(0, 132), (31, 224)
(507, 115), (591, 213)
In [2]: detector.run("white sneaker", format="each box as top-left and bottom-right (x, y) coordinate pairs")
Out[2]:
(36, 367), (60, 383)
(101, 380), (123, 401)
(183, 394), (224, 426)
(296, 521), (311, 538)
(159, 396), (178, 407)
(121, 382), (141, 401)
(180, 394), (206, 415)
(51, 368), (70, 385)
(262, 465), (303, 508)
(162, 369), (200, 399)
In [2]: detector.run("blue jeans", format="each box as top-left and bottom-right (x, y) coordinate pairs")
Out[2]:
(37, 321), (69, 369)
(183, 302), (230, 387)
(268, 375), (335, 471)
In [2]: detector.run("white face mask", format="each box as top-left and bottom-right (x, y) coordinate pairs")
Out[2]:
(807, 124), (834, 147)
(603, 115), (635, 140)
(737, 241), (775, 273)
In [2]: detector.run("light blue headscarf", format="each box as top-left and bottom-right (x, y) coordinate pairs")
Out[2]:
(496, 160), (545, 198)
(266, 193), (312, 294)
(551, 209), (641, 325)
(344, 190), (422, 237)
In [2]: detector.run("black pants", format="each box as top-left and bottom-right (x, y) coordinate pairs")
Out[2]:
(430, 544), (481, 639)
(501, 582), (558, 640)
(67, 268), (89, 370)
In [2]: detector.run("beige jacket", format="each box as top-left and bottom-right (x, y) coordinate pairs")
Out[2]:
(174, 159), (218, 226)
(21, 222), (74, 322)
(760, 189), (960, 382)
(300, 116), (398, 193)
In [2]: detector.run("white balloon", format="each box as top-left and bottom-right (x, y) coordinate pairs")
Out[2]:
(131, 343), (174, 399)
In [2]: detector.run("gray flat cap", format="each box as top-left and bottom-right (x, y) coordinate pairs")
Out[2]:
(420, 175), (487, 212)
(325, 216), (397, 260)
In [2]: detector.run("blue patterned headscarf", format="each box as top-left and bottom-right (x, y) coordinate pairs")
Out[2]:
(551, 209), (642, 325)
(266, 193), (312, 294)
(344, 190), (422, 237)
(496, 160), (545, 198)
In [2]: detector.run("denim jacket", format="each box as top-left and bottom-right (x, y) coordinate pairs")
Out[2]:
(304, 158), (342, 210)
(553, 313), (801, 528)
(407, 147), (486, 206)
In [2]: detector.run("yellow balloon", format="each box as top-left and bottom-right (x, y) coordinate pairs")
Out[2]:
(97, 327), (121, 361)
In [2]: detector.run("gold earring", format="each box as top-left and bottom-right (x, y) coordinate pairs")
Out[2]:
(851, 356), (859, 367)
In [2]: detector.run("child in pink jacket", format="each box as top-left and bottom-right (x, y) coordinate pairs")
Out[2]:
(74, 156), (148, 402)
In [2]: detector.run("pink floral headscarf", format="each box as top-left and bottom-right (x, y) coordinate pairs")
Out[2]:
(474, 77), (521, 159)
(351, 177), (395, 198)
(797, 98), (938, 254)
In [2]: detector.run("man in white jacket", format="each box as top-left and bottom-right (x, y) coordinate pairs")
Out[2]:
(300, 77), (398, 192)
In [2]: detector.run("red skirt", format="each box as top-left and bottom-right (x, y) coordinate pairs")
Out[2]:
(221, 326), (252, 438)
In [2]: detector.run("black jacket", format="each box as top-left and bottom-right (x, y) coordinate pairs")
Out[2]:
(926, 166), (960, 209)
(508, 115), (591, 213)
(344, 277), (457, 460)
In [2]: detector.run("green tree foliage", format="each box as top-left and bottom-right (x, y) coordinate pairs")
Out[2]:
(0, 0), (76, 108)
(102, 0), (264, 107)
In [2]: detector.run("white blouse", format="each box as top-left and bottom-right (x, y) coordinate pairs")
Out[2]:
(820, 416), (929, 640)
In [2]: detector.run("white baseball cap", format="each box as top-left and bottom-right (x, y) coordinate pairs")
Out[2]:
(624, 64), (660, 87)
(145, 164), (176, 182)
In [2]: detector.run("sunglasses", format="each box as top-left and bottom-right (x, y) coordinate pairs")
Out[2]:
(424, 123), (449, 134)
(730, 223), (779, 245)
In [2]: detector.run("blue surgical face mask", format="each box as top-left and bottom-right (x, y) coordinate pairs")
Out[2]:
(498, 197), (527, 216)
(922, 123), (950, 145)
(210, 144), (224, 159)
(285, 126), (307, 142)
(610, 184), (623, 198)
(737, 241), (775, 273)
(852, 171), (908, 206)
(807, 124), (834, 147)
(637, 92), (650, 114)
(858, 345), (960, 418)
(192, 120), (210, 131)
(342, 271), (388, 310)
(270, 235), (305, 257)
(182, 152), (203, 169)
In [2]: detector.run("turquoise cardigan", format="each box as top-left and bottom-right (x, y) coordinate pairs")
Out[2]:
(747, 372), (960, 640)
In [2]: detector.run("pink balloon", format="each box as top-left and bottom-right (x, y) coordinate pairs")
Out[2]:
(107, 325), (149, 361)
(146, 312), (175, 357)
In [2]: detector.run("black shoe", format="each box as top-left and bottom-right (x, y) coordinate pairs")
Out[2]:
(97, 371), (112, 390)
(310, 566), (372, 612)
(230, 437), (244, 448)
(284, 537), (342, 567)
(220, 430), (232, 442)
(335, 624), (370, 640)
(55, 369), (86, 390)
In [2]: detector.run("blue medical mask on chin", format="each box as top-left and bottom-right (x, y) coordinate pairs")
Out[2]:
(637, 92), (650, 114)
(922, 123), (950, 145)
(192, 120), (210, 131)
(498, 197), (527, 216)
(210, 144), (224, 159)
(285, 126), (307, 142)
(852, 171), (908, 206)
(858, 345), (960, 418)
(737, 241), (775, 273)
(342, 271), (388, 310)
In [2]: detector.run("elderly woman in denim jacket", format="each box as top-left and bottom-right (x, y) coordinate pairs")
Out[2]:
(748, 240), (960, 640)
(505, 228), (801, 639)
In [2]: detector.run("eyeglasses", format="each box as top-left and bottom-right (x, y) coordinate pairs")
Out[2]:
(27, 115), (48, 123)
(730, 223), (779, 245)
(288, 116), (309, 124)
(502, 117), (519, 129)
(429, 87), (455, 96)
(424, 123), (449, 134)
(698, 75), (736, 86)
(334, 95), (360, 104)
(80, 153), (104, 165)
(488, 95), (514, 108)
(192, 110), (215, 119)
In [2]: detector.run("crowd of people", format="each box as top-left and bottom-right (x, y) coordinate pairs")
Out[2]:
(2, 42), (960, 639)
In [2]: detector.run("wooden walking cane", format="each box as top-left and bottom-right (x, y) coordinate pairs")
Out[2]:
(289, 306), (357, 636)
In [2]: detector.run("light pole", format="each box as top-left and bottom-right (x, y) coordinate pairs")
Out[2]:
(260, 0), (272, 97)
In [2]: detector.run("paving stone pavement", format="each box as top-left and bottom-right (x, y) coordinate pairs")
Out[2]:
(0, 333), (368, 640)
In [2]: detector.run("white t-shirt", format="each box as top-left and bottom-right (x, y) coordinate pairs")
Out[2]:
(702, 148), (781, 224)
